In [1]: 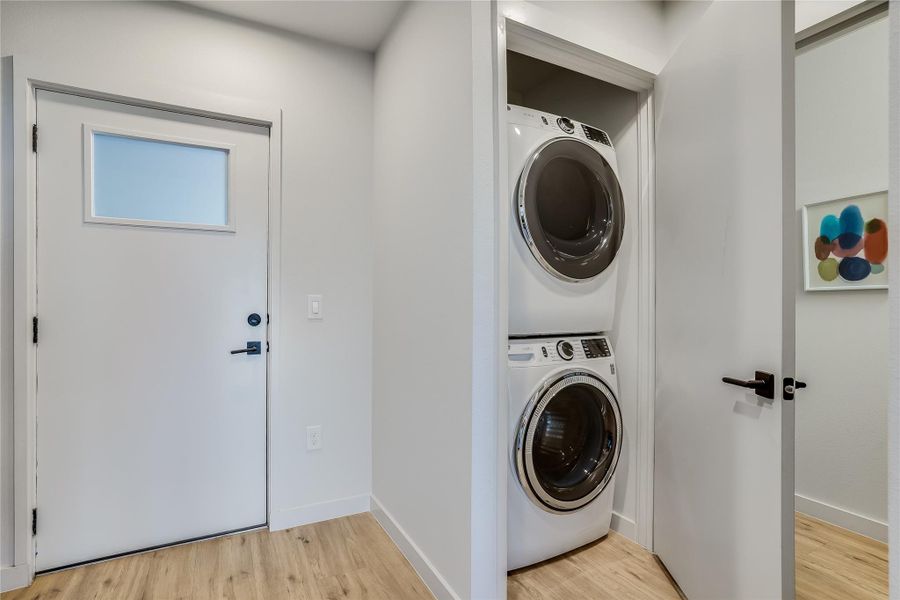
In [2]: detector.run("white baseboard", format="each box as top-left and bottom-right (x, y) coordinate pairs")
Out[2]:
(268, 493), (371, 531)
(795, 494), (888, 543)
(1, 565), (30, 593)
(371, 495), (461, 600)
(610, 511), (637, 542)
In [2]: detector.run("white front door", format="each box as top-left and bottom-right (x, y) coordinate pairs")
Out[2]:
(34, 90), (269, 571)
(653, 2), (794, 599)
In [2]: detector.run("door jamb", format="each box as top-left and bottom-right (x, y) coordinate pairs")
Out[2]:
(495, 11), (658, 551)
(9, 55), (284, 587)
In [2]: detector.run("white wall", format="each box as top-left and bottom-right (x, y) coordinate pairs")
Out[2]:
(1, 0), (374, 568)
(511, 67), (642, 540)
(1, 57), (14, 569)
(795, 13), (889, 540)
(372, 2), (498, 599)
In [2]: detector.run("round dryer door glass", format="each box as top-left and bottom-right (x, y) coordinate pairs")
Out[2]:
(516, 372), (622, 513)
(517, 138), (625, 282)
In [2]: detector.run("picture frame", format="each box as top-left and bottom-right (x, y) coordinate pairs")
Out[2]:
(801, 191), (889, 291)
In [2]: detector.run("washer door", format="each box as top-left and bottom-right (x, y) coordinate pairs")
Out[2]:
(515, 371), (622, 513)
(517, 138), (625, 282)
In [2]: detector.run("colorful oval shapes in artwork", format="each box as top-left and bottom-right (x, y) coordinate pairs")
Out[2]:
(814, 236), (833, 260)
(837, 256), (871, 281)
(833, 232), (863, 256)
(864, 218), (888, 265)
(839, 205), (864, 237)
(817, 258), (839, 281)
(820, 214), (841, 242)
(814, 201), (887, 285)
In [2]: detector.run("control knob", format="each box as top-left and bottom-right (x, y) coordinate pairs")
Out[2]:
(557, 340), (574, 361)
(557, 117), (575, 134)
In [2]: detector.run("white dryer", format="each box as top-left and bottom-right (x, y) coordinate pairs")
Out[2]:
(507, 335), (622, 571)
(508, 105), (625, 336)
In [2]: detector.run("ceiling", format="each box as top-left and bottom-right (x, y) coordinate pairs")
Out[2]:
(183, 1), (406, 52)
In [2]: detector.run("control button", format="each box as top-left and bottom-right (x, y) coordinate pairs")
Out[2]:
(557, 340), (574, 361)
(557, 117), (575, 134)
(541, 346), (548, 357)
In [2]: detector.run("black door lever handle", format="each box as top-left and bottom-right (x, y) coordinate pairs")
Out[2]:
(722, 370), (775, 400)
(722, 377), (767, 389)
(231, 341), (262, 355)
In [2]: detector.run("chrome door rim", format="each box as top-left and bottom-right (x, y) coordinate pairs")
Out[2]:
(514, 369), (622, 513)
(517, 137), (625, 283)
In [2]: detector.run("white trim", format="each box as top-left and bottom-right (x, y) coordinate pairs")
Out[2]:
(888, 4), (900, 595)
(0, 565), (30, 593)
(470, 2), (505, 599)
(11, 55), (285, 587)
(493, 11), (512, 600)
(371, 496), (462, 600)
(81, 122), (237, 232)
(633, 88), (656, 551)
(504, 19), (655, 93)
(610, 511), (637, 541)
(268, 494), (370, 532)
(795, 494), (888, 543)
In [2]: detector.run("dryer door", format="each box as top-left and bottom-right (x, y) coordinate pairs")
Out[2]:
(515, 371), (622, 513)
(517, 138), (625, 282)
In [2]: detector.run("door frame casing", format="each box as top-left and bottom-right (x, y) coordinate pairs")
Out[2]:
(495, 7), (658, 551)
(7, 55), (284, 588)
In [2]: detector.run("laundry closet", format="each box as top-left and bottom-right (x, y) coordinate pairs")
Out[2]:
(504, 48), (643, 556)
(497, 2), (795, 599)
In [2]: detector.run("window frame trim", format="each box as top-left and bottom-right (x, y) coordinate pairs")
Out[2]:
(82, 122), (237, 232)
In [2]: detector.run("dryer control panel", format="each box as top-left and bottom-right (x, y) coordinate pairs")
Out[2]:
(508, 335), (614, 366)
(507, 104), (614, 150)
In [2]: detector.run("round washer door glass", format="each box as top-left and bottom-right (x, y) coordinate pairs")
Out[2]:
(516, 372), (622, 512)
(518, 138), (625, 281)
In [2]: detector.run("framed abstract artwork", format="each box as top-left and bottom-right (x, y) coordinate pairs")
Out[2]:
(802, 191), (888, 291)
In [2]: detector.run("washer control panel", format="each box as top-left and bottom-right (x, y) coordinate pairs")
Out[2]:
(509, 336), (613, 366)
(581, 337), (611, 359)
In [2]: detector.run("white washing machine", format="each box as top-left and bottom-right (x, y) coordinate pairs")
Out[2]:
(508, 105), (626, 336)
(507, 335), (622, 571)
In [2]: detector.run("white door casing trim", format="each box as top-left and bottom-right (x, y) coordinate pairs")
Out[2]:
(8, 54), (284, 588)
(496, 13), (658, 553)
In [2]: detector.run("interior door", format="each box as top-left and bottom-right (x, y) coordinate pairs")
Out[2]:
(653, 2), (794, 599)
(35, 90), (269, 571)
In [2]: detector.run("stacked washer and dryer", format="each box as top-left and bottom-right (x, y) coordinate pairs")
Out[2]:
(507, 105), (626, 570)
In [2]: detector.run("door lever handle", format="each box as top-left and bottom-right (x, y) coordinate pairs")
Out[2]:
(231, 341), (262, 355)
(722, 370), (775, 400)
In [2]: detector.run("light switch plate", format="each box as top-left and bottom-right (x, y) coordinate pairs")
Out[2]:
(307, 294), (323, 320)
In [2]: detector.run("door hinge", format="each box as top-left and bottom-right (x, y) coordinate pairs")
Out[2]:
(32, 508), (37, 536)
(32, 316), (38, 344)
(32, 124), (37, 153)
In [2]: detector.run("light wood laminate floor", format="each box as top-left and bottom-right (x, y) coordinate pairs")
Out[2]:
(795, 512), (888, 600)
(3, 511), (888, 599)
(1, 513), (433, 600)
(510, 513), (889, 600)
(508, 530), (682, 600)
